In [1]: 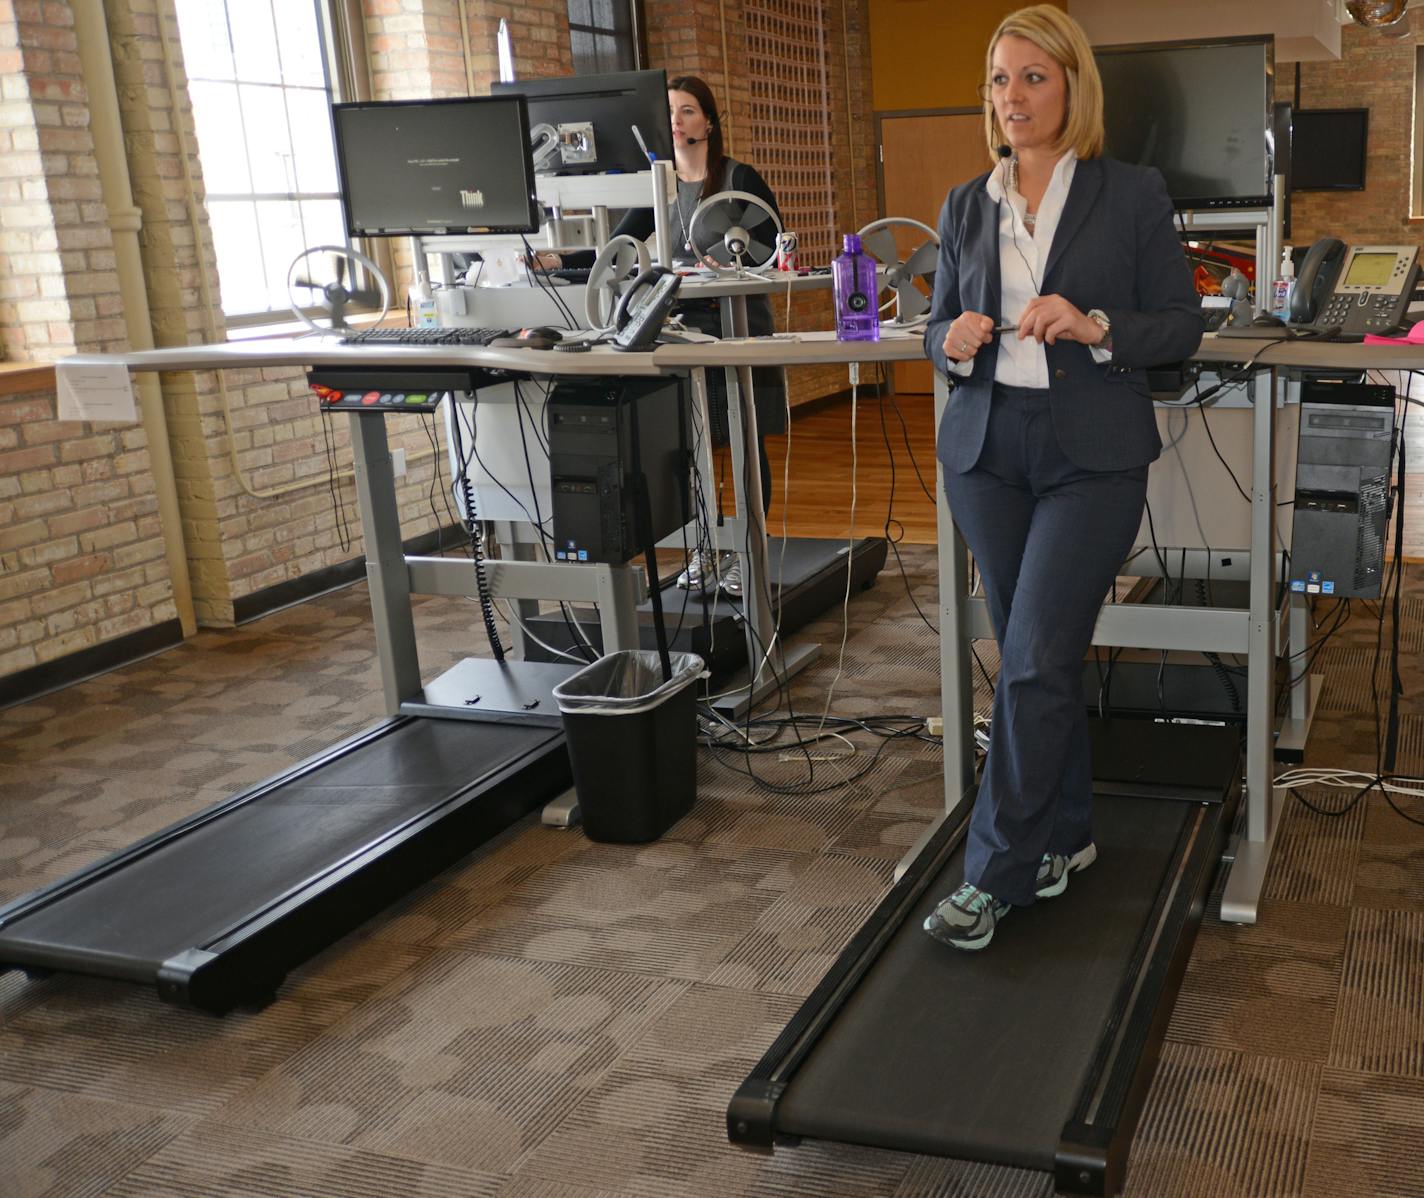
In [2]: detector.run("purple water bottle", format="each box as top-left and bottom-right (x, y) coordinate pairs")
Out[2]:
(833, 233), (879, 342)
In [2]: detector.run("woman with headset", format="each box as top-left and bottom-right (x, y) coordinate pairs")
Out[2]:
(536, 76), (786, 597)
(921, 5), (1203, 951)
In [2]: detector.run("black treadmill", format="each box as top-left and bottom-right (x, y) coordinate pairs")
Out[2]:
(728, 719), (1239, 1196)
(0, 714), (570, 1012)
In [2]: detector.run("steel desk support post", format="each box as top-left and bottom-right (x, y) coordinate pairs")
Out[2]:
(709, 293), (819, 715)
(1221, 365), (1282, 924)
(935, 372), (977, 808)
(350, 412), (423, 714)
(897, 370), (975, 882)
(719, 294), (775, 667)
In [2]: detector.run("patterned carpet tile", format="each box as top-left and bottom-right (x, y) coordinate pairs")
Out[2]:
(216, 951), (685, 1175)
(1123, 1042), (1320, 1198)
(102, 1120), (504, 1198)
(1313, 646), (1398, 716)
(0, 936), (428, 1117)
(829, 754), (947, 860)
(1353, 795), (1424, 911)
(704, 851), (897, 996)
(670, 785), (871, 854)
(365, 816), (592, 947)
(0, 1081), (190, 1198)
(1262, 789), (1366, 906)
(1300, 1067), (1424, 1198)
(1330, 907), (1424, 1077)
(893, 1156), (1054, 1198)
(1166, 900), (1349, 1062)
(511, 983), (918, 1198)
(446, 840), (813, 981)
(497, 1179), (640, 1198)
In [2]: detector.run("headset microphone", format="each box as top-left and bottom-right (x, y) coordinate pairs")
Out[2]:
(997, 144), (1012, 158)
(684, 136), (701, 144)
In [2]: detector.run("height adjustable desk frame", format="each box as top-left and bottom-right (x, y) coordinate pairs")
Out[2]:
(932, 357), (1281, 924)
(934, 334), (1419, 924)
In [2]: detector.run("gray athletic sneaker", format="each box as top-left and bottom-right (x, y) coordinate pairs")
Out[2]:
(923, 882), (1010, 951)
(676, 549), (718, 592)
(720, 554), (743, 597)
(1035, 843), (1098, 900)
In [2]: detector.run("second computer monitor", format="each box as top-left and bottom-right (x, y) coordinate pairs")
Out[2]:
(492, 68), (673, 174)
(331, 95), (540, 237)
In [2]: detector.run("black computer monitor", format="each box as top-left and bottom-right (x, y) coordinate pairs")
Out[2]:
(491, 68), (672, 174)
(1095, 36), (1274, 210)
(331, 95), (540, 236)
(1291, 109), (1368, 191)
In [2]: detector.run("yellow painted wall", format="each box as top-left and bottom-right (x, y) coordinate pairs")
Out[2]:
(869, 0), (1067, 113)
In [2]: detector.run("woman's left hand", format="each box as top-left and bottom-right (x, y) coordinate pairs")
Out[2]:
(1016, 295), (1102, 346)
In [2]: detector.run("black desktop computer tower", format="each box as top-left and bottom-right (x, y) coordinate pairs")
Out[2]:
(1289, 379), (1395, 600)
(548, 375), (690, 565)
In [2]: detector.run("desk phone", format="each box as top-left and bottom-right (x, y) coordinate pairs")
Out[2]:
(1290, 239), (1421, 340)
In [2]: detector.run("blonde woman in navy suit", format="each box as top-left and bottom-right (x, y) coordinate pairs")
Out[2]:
(921, 5), (1204, 951)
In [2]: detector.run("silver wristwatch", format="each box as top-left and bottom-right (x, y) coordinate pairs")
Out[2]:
(1087, 308), (1112, 351)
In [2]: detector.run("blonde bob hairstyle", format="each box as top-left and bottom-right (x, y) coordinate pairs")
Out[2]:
(982, 5), (1104, 163)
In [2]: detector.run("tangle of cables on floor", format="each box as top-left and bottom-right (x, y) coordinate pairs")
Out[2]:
(694, 359), (945, 799)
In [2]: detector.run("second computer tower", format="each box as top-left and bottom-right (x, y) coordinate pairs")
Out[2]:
(548, 376), (691, 565)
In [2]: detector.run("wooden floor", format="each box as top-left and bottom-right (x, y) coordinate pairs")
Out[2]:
(744, 376), (1424, 558)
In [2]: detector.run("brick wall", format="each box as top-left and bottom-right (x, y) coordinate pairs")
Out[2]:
(0, 0), (177, 679)
(1287, 12), (1424, 247)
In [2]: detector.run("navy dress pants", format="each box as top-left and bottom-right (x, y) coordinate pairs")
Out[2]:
(943, 384), (1149, 906)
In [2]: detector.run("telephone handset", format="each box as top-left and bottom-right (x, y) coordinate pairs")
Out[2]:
(1289, 237), (1345, 324)
(1289, 238), (1420, 339)
(612, 265), (682, 351)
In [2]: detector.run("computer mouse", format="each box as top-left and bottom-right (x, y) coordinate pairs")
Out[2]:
(1249, 313), (1286, 328)
(490, 326), (563, 349)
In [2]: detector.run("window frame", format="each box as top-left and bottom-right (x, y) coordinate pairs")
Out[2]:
(176, 0), (360, 329)
(566, 0), (646, 76)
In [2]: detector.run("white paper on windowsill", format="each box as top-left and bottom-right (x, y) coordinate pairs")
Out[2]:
(55, 361), (138, 423)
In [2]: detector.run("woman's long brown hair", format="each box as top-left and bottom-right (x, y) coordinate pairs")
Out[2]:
(667, 74), (727, 199)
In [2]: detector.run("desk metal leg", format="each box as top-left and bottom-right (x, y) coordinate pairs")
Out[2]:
(711, 294), (817, 716)
(900, 376), (977, 880)
(1276, 592), (1322, 760)
(1222, 366), (1282, 924)
(350, 414), (422, 715)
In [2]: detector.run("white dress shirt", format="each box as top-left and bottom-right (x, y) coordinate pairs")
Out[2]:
(948, 149), (1110, 387)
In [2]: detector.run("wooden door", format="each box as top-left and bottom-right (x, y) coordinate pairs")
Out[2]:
(878, 110), (988, 393)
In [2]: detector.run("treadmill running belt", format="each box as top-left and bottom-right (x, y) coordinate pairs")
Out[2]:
(774, 794), (1190, 1171)
(0, 718), (567, 1007)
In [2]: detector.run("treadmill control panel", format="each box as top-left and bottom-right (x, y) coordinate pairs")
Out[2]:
(307, 366), (501, 414)
(311, 384), (447, 412)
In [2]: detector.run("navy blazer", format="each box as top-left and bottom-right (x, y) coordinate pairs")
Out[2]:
(924, 156), (1204, 474)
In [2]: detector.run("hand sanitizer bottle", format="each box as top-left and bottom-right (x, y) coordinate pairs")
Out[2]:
(833, 233), (879, 342)
(1272, 248), (1295, 320)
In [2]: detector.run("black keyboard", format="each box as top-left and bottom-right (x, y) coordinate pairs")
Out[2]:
(551, 267), (593, 283)
(342, 326), (509, 346)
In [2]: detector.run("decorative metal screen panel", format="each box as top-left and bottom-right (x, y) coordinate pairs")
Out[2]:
(742, 1), (835, 266)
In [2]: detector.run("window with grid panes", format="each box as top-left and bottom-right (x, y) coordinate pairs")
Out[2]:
(174, 0), (347, 323)
(742, 1), (835, 266)
(567, 0), (638, 75)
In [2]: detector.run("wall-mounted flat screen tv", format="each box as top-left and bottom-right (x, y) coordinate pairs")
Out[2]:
(1291, 108), (1368, 191)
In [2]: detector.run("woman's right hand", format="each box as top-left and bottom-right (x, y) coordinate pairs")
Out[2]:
(522, 251), (562, 272)
(943, 311), (994, 363)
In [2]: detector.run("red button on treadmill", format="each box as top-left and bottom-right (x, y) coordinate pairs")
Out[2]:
(361, 391), (381, 406)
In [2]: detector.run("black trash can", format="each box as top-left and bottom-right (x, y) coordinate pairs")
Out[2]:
(553, 650), (705, 843)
